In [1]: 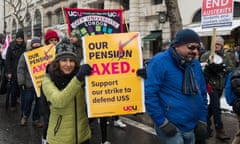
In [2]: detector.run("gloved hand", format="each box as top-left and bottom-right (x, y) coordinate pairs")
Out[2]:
(194, 120), (208, 140)
(19, 85), (25, 92)
(204, 63), (226, 74)
(159, 121), (177, 137)
(76, 64), (92, 81)
(233, 98), (240, 114)
(136, 68), (147, 79)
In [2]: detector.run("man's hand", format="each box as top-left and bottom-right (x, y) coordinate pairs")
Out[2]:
(159, 121), (177, 137)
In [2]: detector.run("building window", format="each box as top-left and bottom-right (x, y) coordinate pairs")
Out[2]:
(70, 3), (77, 8)
(26, 13), (32, 37)
(34, 9), (42, 37)
(234, 2), (240, 17)
(192, 9), (201, 23)
(153, 0), (163, 5)
(56, 9), (64, 24)
(121, 0), (129, 10)
(12, 19), (17, 38)
(47, 12), (52, 26)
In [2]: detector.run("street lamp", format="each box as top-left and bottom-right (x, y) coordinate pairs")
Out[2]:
(158, 11), (167, 24)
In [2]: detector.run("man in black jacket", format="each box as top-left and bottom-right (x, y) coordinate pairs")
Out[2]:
(5, 30), (26, 111)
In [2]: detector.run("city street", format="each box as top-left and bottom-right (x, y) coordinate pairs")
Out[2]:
(0, 93), (238, 144)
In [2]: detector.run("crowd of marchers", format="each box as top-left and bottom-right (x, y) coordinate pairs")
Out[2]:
(1, 28), (240, 144)
(0, 29), (145, 144)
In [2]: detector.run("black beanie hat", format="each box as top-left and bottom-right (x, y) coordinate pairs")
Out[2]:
(172, 29), (200, 46)
(55, 37), (77, 62)
(16, 30), (24, 39)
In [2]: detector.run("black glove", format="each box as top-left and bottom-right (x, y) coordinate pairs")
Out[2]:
(159, 121), (177, 137)
(19, 85), (25, 91)
(233, 98), (240, 114)
(76, 64), (92, 81)
(136, 68), (147, 79)
(194, 120), (208, 140)
(205, 63), (226, 74)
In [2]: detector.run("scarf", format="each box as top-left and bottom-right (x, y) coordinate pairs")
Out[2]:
(48, 69), (77, 90)
(170, 47), (198, 95)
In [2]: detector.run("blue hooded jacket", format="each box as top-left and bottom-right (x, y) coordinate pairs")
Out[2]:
(224, 72), (237, 106)
(144, 47), (208, 132)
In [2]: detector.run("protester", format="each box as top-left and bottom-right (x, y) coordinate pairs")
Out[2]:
(200, 36), (233, 140)
(145, 29), (208, 144)
(224, 44), (237, 69)
(41, 37), (91, 144)
(70, 29), (83, 64)
(5, 30), (26, 111)
(224, 67), (240, 144)
(17, 37), (43, 127)
(44, 29), (59, 45)
(161, 39), (171, 52)
(40, 29), (60, 144)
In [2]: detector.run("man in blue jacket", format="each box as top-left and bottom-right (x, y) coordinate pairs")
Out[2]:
(145, 29), (208, 144)
(224, 67), (240, 144)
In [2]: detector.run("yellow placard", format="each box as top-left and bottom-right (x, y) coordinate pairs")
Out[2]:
(83, 32), (145, 118)
(24, 45), (56, 97)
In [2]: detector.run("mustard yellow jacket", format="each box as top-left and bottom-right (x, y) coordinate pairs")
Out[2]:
(42, 75), (91, 144)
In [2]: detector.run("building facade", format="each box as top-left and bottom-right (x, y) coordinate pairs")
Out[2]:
(2, 0), (240, 59)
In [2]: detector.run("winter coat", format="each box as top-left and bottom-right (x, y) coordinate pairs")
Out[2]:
(224, 72), (237, 106)
(17, 53), (34, 89)
(42, 74), (91, 144)
(144, 47), (208, 132)
(5, 41), (26, 80)
(200, 50), (233, 90)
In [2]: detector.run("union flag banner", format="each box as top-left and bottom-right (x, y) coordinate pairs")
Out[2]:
(64, 8), (123, 36)
(2, 34), (11, 60)
(82, 32), (145, 118)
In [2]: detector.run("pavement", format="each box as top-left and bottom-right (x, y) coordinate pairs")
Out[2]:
(0, 93), (238, 144)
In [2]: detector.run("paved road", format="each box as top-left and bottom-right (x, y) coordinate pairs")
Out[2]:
(0, 93), (238, 144)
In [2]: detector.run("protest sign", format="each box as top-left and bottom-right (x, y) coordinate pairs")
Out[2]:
(64, 8), (123, 36)
(24, 44), (55, 97)
(82, 32), (145, 118)
(201, 0), (233, 28)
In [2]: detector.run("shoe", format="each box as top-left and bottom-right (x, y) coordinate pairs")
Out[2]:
(32, 120), (43, 128)
(42, 138), (47, 144)
(20, 116), (28, 126)
(10, 106), (17, 112)
(114, 119), (126, 128)
(101, 141), (111, 144)
(216, 128), (231, 140)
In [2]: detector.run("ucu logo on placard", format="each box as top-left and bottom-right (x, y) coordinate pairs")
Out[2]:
(123, 105), (137, 111)
(108, 12), (118, 17)
(68, 11), (82, 17)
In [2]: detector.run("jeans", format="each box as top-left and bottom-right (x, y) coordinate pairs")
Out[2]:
(155, 125), (195, 144)
(207, 88), (223, 130)
(21, 88), (40, 121)
(10, 79), (20, 107)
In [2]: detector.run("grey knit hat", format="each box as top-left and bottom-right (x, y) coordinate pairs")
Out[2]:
(55, 37), (77, 62)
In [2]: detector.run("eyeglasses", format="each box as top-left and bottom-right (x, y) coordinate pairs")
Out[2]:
(186, 44), (200, 51)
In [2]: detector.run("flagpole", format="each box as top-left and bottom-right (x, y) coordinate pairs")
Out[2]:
(61, 5), (69, 37)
